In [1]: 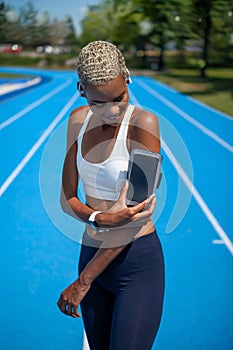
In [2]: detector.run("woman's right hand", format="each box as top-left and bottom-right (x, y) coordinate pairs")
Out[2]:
(95, 181), (156, 230)
(57, 276), (91, 318)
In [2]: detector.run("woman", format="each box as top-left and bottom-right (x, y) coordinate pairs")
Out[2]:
(57, 41), (165, 350)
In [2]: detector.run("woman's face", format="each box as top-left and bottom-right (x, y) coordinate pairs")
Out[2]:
(81, 74), (129, 125)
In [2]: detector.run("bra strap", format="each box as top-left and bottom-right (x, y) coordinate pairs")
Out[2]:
(77, 108), (92, 147)
(117, 104), (135, 141)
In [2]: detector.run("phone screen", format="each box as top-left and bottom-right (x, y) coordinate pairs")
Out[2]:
(127, 153), (161, 203)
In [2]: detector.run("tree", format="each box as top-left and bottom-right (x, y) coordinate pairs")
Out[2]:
(0, 1), (79, 49)
(130, 0), (187, 70)
(190, 0), (212, 77)
(79, 0), (186, 69)
(0, 1), (7, 43)
(35, 11), (51, 46)
(109, 0), (189, 70)
(0, 1), (24, 44)
(109, 1), (144, 46)
(65, 16), (78, 47)
(19, 1), (39, 47)
(189, 0), (233, 77)
(79, 3), (114, 44)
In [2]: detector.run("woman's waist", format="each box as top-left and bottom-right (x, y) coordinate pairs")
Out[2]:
(86, 195), (117, 212)
(79, 229), (163, 283)
(84, 220), (155, 248)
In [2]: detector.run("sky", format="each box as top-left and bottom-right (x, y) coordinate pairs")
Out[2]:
(6, 0), (101, 34)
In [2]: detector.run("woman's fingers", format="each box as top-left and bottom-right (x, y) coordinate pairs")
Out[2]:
(67, 303), (81, 318)
(140, 197), (156, 218)
(57, 294), (81, 318)
(106, 193), (156, 228)
(131, 195), (156, 220)
(57, 296), (68, 314)
(57, 278), (91, 318)
(71, 305), (81, 318)
(132, 194), (155, 214)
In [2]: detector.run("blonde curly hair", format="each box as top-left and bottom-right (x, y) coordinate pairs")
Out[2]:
(77, 41), (129, 86)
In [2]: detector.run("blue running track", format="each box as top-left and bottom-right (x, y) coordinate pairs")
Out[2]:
(0, 67), (232, 350)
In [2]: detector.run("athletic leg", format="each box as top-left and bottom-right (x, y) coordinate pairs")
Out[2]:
(109, 234), (165, 350)
(80, 280), (115, 350)
(78, 243), (115, 350)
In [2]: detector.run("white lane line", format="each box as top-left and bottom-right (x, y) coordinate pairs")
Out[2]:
(0, 76), (41, 95)
(135, 80), (233, 154)
(212, 239), (224, 245)
(82, 331), (90, 350)
(0, 92), (78, 197)
(0, 79), (73, 130)
(129, 89), (233, 256)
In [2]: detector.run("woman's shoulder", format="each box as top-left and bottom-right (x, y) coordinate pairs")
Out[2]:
(69, 105), (89, 130)
(67, 106), (90, 144)
(130, 106), (159, 130)
(129, 106), (160, 151)
(69, 105), (89, 123)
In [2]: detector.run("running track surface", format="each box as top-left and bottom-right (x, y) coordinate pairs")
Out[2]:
(0, 67), (232, 350)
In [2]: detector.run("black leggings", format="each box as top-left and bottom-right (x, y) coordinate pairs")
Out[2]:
(78, 231), (165, 350)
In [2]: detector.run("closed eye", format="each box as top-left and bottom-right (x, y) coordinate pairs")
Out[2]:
(113, 91), (126, 102)
(91, 90), (126, 106)
(92, 103), (104, 107)
(114, 96), (123, 102)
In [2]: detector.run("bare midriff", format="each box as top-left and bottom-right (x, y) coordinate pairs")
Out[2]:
(85, 194), (155, 247)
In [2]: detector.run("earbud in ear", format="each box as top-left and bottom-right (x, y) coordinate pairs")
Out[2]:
(77, 82), (86, 97)
(126, 76), (132, 84)
(125, 69), (132, 84)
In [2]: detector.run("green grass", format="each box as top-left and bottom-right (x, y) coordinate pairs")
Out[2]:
(152, 68), (233, 117)
(0, 72), (32, 79)
(0, 54), (42, 67)
(0, 52), (75, 69)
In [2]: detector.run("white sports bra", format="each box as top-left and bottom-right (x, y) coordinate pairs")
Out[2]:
(77, 104), (135, 201)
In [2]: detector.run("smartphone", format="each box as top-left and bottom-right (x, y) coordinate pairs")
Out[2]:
(126, 149), (163, 206)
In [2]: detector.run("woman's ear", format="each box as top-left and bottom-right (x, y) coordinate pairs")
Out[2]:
(125, 69), (132, 84)
(77, 82), (86, 97)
